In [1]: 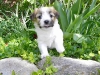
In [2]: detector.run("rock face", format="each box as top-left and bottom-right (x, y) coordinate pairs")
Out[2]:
(38, 57), (100, 75)
(0, 57), (38, 75)
(1, 57), (100, 75)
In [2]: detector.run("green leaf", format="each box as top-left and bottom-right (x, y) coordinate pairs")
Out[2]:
(32, 70), (43, 75)
(45, 65), (58, 74)
(12, 70), (16, 75)
(83, 3), (100, 20)
(73, 33), (86, 43)
(66, 8), (71, 25)
(63, 32), (73, 39)
(82, 7), (89, 17)
(46, 67), (52, 74)
(71, 0), (81, 14)
(97, 69), (100, 75)
(28, 52), (35, 63)
(79, 21), (93, 34)
(31, 72), (38, 75)
(89, 0), (97, 11)
(59, 53), (65, 57)
(67, 0), (71, 9)
(89, 52), (95, 57)
(54, 0), (68, 31)
(0, 73), (2, 75)
(98, 51), (100, 55)
(21, 51), (27, 59)
(27, 0), (35, 4)
(44, 56), (52, 67)
(66, 15), (83, 33)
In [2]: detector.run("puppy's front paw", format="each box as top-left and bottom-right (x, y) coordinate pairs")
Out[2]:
(41, 54), (50, 59)
(57, 47), (65, 53)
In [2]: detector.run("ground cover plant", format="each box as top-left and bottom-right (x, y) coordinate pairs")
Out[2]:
(0, 0), (100, 74)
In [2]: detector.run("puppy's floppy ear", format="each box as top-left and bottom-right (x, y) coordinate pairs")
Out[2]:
(30, 8), (38, 20)
(54, 11), (59, 19)
(50, 7), (59, 19)
(30, 13), (35, 20)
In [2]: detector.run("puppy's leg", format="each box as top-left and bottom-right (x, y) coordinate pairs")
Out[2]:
(38, 43), (49, 59)
(54, 37), (65, 53)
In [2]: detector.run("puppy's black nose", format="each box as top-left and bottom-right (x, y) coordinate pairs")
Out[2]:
(44, 20), (49, 24)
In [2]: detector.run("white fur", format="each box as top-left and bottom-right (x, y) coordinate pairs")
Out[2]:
(34, 7), (65, 58)
(39, 7), (52, 27)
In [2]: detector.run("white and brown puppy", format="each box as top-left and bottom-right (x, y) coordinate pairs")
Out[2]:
(30, 7), (65, 58)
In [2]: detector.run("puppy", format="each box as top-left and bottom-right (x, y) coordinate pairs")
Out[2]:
(30, 7), (65, 58)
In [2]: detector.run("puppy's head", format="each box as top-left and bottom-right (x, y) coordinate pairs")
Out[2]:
(30, 7), (59, 28)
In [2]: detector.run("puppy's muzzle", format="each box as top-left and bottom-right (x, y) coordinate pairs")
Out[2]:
(42, 20), (54, 28)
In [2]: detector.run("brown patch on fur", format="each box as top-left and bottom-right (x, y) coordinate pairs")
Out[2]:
(30, 8), (42, 27)
(49, 7), (59, 19)
(30, 8), (39, 21)
(48, 7), (59, 23)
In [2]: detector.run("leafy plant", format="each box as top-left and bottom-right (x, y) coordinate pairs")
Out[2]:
(12, 70), (16, 75)
(52, 0), (100, 61)
(32, 56), (58, 75)
(0, 9), (39, 62)
(0, 73), (2, 75)
(31, 70), (43, 75)
(54, 0), (100, 34)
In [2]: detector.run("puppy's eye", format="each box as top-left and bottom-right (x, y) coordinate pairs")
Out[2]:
(37, 15), (42, 19)
(50, 14), (53, 18)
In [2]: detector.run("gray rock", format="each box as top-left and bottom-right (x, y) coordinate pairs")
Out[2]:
(38, 57), (100, 75)
(0, 57), (38, 75)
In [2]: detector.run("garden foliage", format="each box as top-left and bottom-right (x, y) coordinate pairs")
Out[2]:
(0, 0), (100, 63)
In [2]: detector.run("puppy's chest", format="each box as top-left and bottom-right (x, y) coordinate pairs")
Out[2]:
(37, 30), (56, 47)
